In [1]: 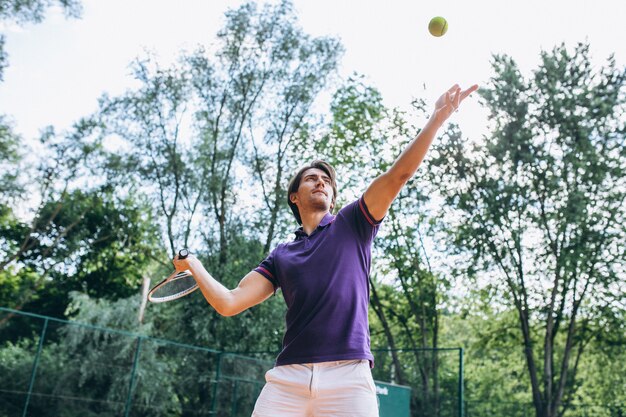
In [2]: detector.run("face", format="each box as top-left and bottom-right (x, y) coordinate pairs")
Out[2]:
(290, 168), (334, 214)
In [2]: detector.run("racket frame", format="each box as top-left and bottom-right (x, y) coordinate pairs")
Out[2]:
(147, 270), (199, 303)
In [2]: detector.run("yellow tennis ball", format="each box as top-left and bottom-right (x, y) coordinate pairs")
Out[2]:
(428, 16), (448, 37)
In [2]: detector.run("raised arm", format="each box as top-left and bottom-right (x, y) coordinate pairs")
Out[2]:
(173, 255), (275, 317)
(363, 83), (478, 221)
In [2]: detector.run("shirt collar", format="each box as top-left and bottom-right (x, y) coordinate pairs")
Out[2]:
(294, 212), (335, 239)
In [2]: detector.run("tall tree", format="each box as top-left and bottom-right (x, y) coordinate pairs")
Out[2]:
(0, 120), (100, 272)
(99, 57), (192, 257)
(0, 119), (163, 323)
(428, 43), (626, 417)
(100, 1), (342, 266)
(185, 0), (342, 259)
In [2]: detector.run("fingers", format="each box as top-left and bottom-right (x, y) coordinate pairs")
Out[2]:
(445, 86), (461, 112)
(172, 254), (193, 268)
(460, 84), (479, 100)
(446, 83), (460, 93)
(453, 87), (461, 109)
(435, 83), (478, 121)
(174, 254), (193, 262)
(451, 84), (478, 111)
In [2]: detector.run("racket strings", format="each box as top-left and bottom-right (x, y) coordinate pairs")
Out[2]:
(149, 271), (198, 302)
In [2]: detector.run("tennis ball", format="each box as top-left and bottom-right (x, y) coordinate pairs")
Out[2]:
(428, 16), (448, 37)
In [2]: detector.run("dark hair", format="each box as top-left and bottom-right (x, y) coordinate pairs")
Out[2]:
(287, 160), (338, 225)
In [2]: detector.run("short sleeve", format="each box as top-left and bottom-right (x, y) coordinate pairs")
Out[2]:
(338, 195), (384, 242)
(254, 248), (279, 291)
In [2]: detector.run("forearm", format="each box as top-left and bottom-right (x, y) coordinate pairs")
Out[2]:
(363, 117), (443, 220)
(387, 117), (442, 181)
(186, 259), (234, 316)
(364, 83), (476, 220)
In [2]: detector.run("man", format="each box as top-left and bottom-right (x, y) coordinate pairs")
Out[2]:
(173, 83), (478, 416)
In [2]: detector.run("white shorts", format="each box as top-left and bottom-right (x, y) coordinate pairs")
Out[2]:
(252, 359), (379, 417)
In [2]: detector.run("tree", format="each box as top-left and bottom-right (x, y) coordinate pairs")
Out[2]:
(428, 43), (626, 417)
(98, 57), (192, 258)
(1, 188), (163, 324)
(100, 1), (342, 261)
(0, 118), (164, 325)
(1, 119), (100, 272)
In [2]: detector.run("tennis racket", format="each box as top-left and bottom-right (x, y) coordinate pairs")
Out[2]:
(147, 249), (199, 303)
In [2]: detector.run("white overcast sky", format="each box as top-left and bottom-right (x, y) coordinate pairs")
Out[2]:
(0, 0), (624, 142)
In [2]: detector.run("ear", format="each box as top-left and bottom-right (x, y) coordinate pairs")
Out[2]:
(290, 193), (298, 204)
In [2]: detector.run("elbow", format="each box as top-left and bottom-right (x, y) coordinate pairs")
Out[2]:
(389, 170), (411, 186)
(381, 170), (410, 189)
(203, 286), (256, 317)
(206, 294), (240, 317)
(202, 289), (241, 317)
(214, 300), (243, 317)
(218, 307), (239, 317)
(214, 303), (237, 317)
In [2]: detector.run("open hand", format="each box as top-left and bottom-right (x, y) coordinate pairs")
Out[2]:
(432, 83), (478, 126)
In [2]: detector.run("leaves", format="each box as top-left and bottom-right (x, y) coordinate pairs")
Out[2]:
(428, 42), (626, 417)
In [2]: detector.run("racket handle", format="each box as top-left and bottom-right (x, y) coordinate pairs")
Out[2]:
(178, 249), (190, 259)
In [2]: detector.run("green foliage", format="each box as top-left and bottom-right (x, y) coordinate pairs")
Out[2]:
(0, 204), (27, 257)
(0, 294), (179, 416)
(0, 116), (21, 198)
(98, 0), (343, 259)
(573, 342), (626, 411)
(444, 306), (533, 415)
(0, 112), (167, 323)
(0, 266), (40, 311)
(27, 190), (161, 293)
(428, 42), (626, 417)
(0, 188), (164, 323)
(442, 306), (626, 417)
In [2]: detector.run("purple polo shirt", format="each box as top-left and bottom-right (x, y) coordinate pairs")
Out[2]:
(254, 195), (382, 367)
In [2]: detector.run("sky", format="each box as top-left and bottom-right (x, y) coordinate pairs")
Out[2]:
(0, 0), (624, 145)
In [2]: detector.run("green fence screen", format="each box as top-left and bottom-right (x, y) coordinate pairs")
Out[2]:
(375, 381), (411, 417)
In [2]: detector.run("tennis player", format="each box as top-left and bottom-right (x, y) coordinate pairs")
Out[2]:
(173, 83), (477, 417)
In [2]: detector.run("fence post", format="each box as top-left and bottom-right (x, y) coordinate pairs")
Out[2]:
(210, 352), (223, 415)
(458, 348), (464, 417)
(230, 380), (238, 416)
(124, 336), (143, 417)
(22, 318), (48, 417)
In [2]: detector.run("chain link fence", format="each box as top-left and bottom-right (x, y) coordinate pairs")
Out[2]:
(1, 307), (465, 417)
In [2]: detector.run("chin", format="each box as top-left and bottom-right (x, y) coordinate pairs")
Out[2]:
(310, 200), (330, 212)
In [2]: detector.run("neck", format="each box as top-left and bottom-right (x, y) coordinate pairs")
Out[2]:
(299, 209), (329, 236)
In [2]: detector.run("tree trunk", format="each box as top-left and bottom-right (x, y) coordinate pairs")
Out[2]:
(369, 277), (407, 385)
